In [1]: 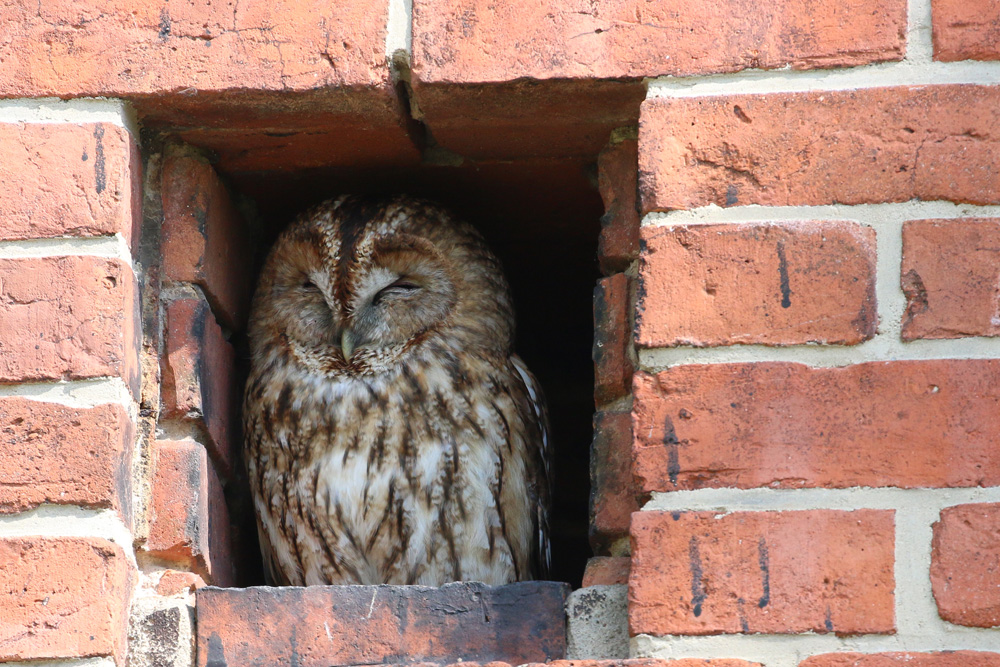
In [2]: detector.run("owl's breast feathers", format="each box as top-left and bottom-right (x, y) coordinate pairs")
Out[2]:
(244, 340), (550, 586)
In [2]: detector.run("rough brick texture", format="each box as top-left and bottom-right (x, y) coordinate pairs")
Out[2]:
(583, 557), (631, 587)
(412, 0), (904, 82)
(930, 503), (1000, 628)
(591, 410), (639, 554)
(0, 123), (141, 247)
(196, 582), (570, 667)
(0, 537), (132, 662)
(161, 152), (254, 329)
(161, 297), (240, 475)
(639, 85), (1000, 212)
(397, 661), (760, 667)
(932, 0), (1000, 61)
(594, 274), (634, 405)
(1, 1), (389, 98)
(633, 361), (1000, 492)
(802, 653), (1000, 666)
(597, 137), (640, 275)
(146, 440), (234, 586)
(902, 218), (1000, 340)
(0, 398), (132, 519)
(637, 221), (877, 347)
(629, 510), (895, 636)
(0, 257), (140, 395)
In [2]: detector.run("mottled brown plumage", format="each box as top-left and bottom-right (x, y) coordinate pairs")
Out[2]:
(243, 195), (551, 586)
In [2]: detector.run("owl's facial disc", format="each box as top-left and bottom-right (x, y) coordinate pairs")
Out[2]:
(344, 241), (457, 358)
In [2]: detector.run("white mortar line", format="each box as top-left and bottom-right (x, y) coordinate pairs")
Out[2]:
(646, 61), (1000, 98)
(907, 0), (934, 65)
(644, 486), (1000, 513)
(0, 98), (139, 138)
(0, 378), (134, 411)
(632, 632), (1000, 667)
(0, 235), (134, 267)
(0, 506), (136, 565)
(385, 0), (413, 62)
(642, 202), (1000, 227)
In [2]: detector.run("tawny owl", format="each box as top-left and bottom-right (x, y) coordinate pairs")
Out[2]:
(243, 195), (551, 586)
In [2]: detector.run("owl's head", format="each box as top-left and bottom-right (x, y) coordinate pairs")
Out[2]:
(248, 195), (514, 376)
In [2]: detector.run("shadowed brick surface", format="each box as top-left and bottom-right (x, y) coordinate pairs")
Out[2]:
(196, 582), (570, 667)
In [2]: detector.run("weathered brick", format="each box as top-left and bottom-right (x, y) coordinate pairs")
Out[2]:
(0, 537), (132, 662)
(412, 0), (904, 82)
(387, 661), (760, 667)
(161, 153), (254, 330)
(0, 123), (141, 247)
(591, 411), (639, 554)
(155, 570), (207, 597)
(161, 297), (240, 475)
(802, 652), (1000, 667)
(639, 86), (1000, 212)
(902, 218), (1000, 340)
(582, 557), (631, 587)
(637, 221), (877, 347)
(0, 398), (132, 519)
(410, 81), (645, 160)
(633, 362), (1000, 492)
(930, 503), (1000, 627)
(1, 1), (389, 98)
(0, 257), (140, 395)
(598, 136), (640, 274)
(196, 582), (570, 667)
(594, 274), (633, 405)
(145, 440), (234, 586)
(629, 510), (895, 636)
(932, 0), (1000, 61)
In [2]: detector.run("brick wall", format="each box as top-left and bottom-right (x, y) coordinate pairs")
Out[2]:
(2, 0), (999, 666)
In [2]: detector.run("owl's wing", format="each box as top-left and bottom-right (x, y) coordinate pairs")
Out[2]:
(511, 354), (552, 579)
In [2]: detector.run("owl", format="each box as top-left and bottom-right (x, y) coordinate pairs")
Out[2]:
(243, 195), (551, 586)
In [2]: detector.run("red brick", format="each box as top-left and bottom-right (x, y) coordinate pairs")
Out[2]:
(598, 137), (640, 275)
(0, 257), (140, 395)
(146, 440), (234, 586)
(161, 153), (254, 329)
(933, 0), (1000, 61)
(633, 362), (1000, 492)
(594, 274), (634, 405)
(0, 3), (417, 172)
(0, 537), (132, 662)
(930, 503), (1000, 627)
(802, 652), (1000, 667)
(640, 86), (1000, 212)
(400, 662), (760, 667)
(902, 218), (1000, 340)
(412, 0), (904, 83)
(410, 81), (645, 160)
(196, 582), (569, 667)
(1, 1), (389, 98)
(582, 557), (631, 587)
(529, 662), (760, 667)
(638, 222), (877, 347)
(155, 570), (207, 597)
(0, 398), (132, 519)
(0, 123), (140, 247)
(629, 510), (895, 636)
(161, 297), (240, 475)
(591, 411), (640, 553)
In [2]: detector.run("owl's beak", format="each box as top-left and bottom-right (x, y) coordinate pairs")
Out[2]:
(341, 329), (357, 360)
